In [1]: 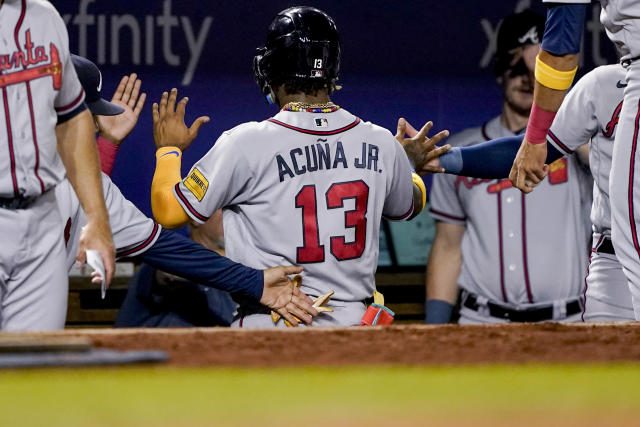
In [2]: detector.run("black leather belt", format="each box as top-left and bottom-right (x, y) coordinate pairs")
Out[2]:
(595, 237), (615, 256)
(0, 195), (37, 210)
(462, 291), (583, 322)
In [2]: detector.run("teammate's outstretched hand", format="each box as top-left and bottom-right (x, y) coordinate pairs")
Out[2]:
(509, 138), (549, 193)
(396, 118), (451, 174)
(152, 88), (210, 151)
(96, 73), (146, 144)
(76, 216), (116, 288)
(261, 266), (318, 327)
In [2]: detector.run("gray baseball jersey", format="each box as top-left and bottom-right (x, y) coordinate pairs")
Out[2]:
(0, 0), (86, 330)
(174, 107), (415, 308)
(56, 173), (161, 271)
(546, 0), (640, 317)
(549, 64), (625, 238)
(0, 0), (86, 198)
(430, 116), (592, 307)
(548, 64), (634, 320)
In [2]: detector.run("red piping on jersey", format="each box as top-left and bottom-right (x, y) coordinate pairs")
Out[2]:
(497, 192), (507, 302)
(429, 207), (466, 222)
(627, 99), (640, 263)
(384, 200), (414, 221)
(55, 89), (85, 114)
(521, 193), (534, 303)
(13, 0), (26, 51)
(25, 83), (44, 193)
(2, 88), (19, 197)
(581, 234), (604, 322)
(267, 117), (361, 135)
(116, 222), (160, 258)
(174, 183), (210, 222)
(547, 130), (574, 154)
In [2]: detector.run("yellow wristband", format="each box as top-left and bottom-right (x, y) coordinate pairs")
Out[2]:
(535, 55), (577, 91)
(151, 146), (189, 228)
(412, 172), (426, 214)
(156, 146), (182, 159)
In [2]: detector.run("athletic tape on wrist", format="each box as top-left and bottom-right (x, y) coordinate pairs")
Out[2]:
(534, 55), (577, 91)
(525, 102), (556, 145)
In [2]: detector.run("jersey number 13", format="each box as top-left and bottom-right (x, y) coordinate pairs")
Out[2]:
(295, 180), (369, 263)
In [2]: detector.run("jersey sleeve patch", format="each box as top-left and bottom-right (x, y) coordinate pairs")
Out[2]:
(183, 168), (209, 201)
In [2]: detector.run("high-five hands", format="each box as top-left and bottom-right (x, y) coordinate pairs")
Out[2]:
(96, 73), (146, 144)
(509, 139), (548, 193)
(152, 88), (210, 151)
(396, 118), (450, 174)
(261, 266), (320, 327)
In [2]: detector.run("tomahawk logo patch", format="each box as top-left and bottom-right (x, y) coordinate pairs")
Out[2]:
(184, 168), (209, 201)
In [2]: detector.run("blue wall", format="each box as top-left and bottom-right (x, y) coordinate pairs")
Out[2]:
(55, 0), (618, 218)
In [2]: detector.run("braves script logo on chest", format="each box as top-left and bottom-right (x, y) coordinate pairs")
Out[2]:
(602, 101), (623, 138)
(0, 30), (61, 89)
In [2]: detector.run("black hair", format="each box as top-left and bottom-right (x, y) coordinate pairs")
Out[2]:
(270, 77), (338, 96)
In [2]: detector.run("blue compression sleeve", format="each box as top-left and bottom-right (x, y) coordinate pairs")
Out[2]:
(439, 136), (564, 179)
(135, 228), (263, 301)
(425, 299), (454, 324)
(541, 4), (587, 55)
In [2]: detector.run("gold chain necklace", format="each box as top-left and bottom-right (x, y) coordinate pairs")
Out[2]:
(282, 101), (340, 113)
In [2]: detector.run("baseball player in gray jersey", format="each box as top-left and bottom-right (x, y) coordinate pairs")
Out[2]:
(54, 55), (319, 326)
(508, 1), (640, 318)
(432, 64), (632, 321)
(547, 64), (633, 321)
(0, 0), (114, 330)
(150, 7), (448, 327)
(426, 10), (593, 324)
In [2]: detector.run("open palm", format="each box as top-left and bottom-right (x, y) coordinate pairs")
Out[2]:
(96, 73), (146, 144)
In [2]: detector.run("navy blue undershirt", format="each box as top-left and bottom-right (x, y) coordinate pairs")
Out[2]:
(441, 136), (564, 179)
(123, 228), (264, 302)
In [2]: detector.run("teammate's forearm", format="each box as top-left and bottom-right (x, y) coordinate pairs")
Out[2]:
(438, 136), (564, 179)
(151, 147), (190, 228)
(139, 229), (263, 301)
(56, 110), (109, 222)
(425, 230), (462, 324)
(524, 3), (584, 143)
(533, 52), (578, 112)
(97, 135), (120, 176)
(426, 246), (460, 305)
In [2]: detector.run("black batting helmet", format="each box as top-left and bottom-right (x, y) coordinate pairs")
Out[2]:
(253, 6), (341, 103)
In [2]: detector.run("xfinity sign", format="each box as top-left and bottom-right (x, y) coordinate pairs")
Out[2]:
(62, 0), (212, 85)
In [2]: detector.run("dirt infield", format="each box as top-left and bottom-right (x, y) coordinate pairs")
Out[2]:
(5, 322), (640, 367)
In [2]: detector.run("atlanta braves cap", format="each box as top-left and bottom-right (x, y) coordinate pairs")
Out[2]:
(493, 9), (545, 76)
(71, 54), (125, 116)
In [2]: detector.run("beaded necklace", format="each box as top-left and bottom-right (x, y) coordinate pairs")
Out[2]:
(281, 101), (340, 113)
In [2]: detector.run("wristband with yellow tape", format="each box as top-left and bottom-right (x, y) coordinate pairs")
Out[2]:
(534, 55), (577, 91)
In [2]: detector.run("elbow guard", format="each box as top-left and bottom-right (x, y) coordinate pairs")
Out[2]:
(151, 147), (190, 228)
